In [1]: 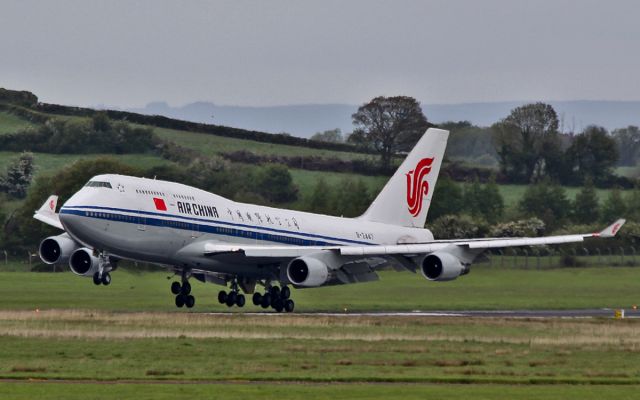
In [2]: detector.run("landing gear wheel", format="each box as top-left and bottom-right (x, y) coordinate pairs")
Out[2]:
(92, 272), (101, 286)
(280, 286), (291, 299)
(284, 299), (295, 313)
(101, 273), (111, 286)
(226, 291), (237, 307)
(236, 294), (246, 307)
(260, 293), (271, 309)
(171, 281), (181, 295)
(218, 290), (228, 304)
(175, 294), (186, 308)
(181, 281), (191, 295)
(272, 298), (284, 313)
(252, 292), (262, 305)
(185, 295), (195, 308)
(269, 286), (281, 298)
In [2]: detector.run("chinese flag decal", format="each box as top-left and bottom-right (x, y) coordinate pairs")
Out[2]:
(153, 197), (167, 211)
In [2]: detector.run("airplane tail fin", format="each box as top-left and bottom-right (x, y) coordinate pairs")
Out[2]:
(360, 128), (449, 228)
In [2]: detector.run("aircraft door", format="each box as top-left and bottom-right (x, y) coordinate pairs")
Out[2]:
(137, 209), (146, 231)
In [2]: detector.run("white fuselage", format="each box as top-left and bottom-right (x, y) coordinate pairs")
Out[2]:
(59, 174), (433, 276)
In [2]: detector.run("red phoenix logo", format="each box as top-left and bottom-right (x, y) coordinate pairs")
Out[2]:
(49, 199), (55, 212)
(406, 157), (434, 217)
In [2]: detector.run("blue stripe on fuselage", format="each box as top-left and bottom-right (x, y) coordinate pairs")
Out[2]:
(59, 205), (374, 246)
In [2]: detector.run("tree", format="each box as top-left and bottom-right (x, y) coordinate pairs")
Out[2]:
(601, 188), (627, 223)
(332, 178), (371, 217)
(253, 164), (298, 203)
(462, 178), (504, 224)
(625, 186), (640, 222)
(349, 96), (429, 171)
(518, 180), (570, 230)
(427, 177), (464, 222)
(572, 178), (600, 224)
(310, 129), (344, 143)
(306, 178), (333, 214)
(612, 126), (640, 166)
(492, 103), (560, 183)
(0, 152), (35, 199)
(566, 125), (618, 185)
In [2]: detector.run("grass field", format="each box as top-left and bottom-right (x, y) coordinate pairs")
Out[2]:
(0, 310), (638, 384)
(2, 382), (638, 400)
(0, 267), (639, 398)
(0, 152), (175, 179)
(153, 126), (371, 160)
(0, 266), (638, 312)
(0, 111), (34, 134)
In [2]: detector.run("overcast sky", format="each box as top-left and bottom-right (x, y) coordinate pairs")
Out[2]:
(1, 0), (639, 107)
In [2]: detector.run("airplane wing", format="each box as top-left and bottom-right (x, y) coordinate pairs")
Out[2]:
(33, 195), (63, 230)
(203, 219), (626, 258)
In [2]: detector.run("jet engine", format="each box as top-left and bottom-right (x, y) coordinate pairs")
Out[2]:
(39, 234), (80, 265)
(69, 248), (100, 277)
(286, 256), (331, 287)
(420, 251), (468, 282)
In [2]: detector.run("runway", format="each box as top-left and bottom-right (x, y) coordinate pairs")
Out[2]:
(206, 308), (640, 318)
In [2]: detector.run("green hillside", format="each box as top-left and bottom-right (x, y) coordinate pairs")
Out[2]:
(0, 88), (637, 257)
(0, 111), (33, 134)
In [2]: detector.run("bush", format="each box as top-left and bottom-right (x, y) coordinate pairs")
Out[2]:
(253, 164), (298, 203)
(430, 214), (489, 239)
(490, 218), (546, 238)
(0, 115), (155, 154)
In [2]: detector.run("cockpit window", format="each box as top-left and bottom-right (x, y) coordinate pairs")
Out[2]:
(85, 181), (113, 189)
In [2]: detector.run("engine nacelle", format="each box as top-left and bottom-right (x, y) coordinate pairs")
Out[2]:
(286, 256), (331, 287)
(39, 234), (80, 265)
(69, 248), (100, 277)
(420, 252), (467, 282)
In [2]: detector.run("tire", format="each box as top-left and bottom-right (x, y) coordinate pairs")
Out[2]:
(92, 272), (101, 286)
(218, 290), (227, 304)
(260, 293), (271, 309)
(269, 286), (280, 297)
(236, 294), (246, 307)
(252, 292), (262, 305)
(284, 299), (295, 313)
(101, 273), (111, 286)
(280, 286), (291, 299)
(181, 281), (191, 295)
(171, 281), (181, 295)
(225, 292), (236, 307)
(185, 295), (195, 308)
(175, 294), (186, 308)
(272, 298), (284, 313)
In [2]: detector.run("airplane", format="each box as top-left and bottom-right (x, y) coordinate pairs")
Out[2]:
(34, 128), (625, 312)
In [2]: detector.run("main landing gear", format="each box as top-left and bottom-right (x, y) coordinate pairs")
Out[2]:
(217, 280), (246, 308)
(171, 277), (195, 309)
(252, 285), (294, 313)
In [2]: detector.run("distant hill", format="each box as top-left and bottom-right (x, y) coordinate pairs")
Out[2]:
(125, 100), (640, 138)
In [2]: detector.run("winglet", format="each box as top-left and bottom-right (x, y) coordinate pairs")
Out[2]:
(596, 219), (626, 238)
(38, 195), (58, 214)
(33, 195), (63, 230)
